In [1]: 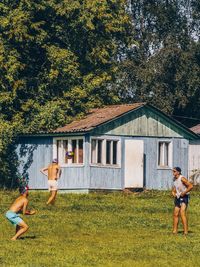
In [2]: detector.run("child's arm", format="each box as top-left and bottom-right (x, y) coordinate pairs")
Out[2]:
(180, 177), (193, 197)
(40, 167), (48, 176)
(56, 165), (62, 179)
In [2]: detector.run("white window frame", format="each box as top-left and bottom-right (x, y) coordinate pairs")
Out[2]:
(90, 137), (121, 168)
(53, 136), (85, 167)
(157, 140), (172, 169)
(91, 138), (104, 165)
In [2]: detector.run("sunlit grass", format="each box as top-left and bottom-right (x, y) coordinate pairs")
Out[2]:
(0, 190), (200, 266)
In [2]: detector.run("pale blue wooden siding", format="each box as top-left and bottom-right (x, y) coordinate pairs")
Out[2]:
(120, 136), (189, 190)
(85, 135), (188, 190)
(173, 139), (189, 175)
(17, 136), (88, 189)
(58, 166), (89, 189)
(90, 167), (122, 189)
(143, 137), (173, 189)
(17, 137), (53, 189)
(17, 135), (189, 190)
(94, 107), (191, 138)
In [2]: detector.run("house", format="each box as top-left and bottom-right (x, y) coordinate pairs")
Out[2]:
(17, 103), (198, 192)
(189, 124), (200, 185)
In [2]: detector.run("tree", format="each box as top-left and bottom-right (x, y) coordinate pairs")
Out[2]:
(116, 0), (200, 124)
(0, 0), (133, 186)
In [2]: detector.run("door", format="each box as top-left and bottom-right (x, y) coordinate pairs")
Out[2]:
(124, 140), (144, 188)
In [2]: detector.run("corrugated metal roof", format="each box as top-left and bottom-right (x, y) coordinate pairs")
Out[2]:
(190, 124), (200, 135)
(53, 103), (145, 133)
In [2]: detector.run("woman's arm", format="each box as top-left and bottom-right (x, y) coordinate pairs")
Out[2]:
(180, 177), (193, 197)
(172, 186), (176, 197)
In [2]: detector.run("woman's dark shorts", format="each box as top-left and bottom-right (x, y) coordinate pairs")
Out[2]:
(174, 195), (190, 208)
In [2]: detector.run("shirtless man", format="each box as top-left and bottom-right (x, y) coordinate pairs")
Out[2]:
(40, 159), (61, 205)
(5, 187), (29, 240)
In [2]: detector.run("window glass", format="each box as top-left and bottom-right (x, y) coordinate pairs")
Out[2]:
(63, 140), (68, 164)
(158, 141), (170, 167)
(91, 139), (97, 163)
(113, 141), (118, 165)
(164, 143), (169, 166)
(78, 139), (83, 163)
(72, 140), (77, 163)
(106, 140), (111, 164)
(158, 142), (163, 166)
(97, 140), (102, 164)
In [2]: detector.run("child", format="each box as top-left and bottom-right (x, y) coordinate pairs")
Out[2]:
(5, 186), (29, 240)
(172, 167), (193, 235)
(40, 159), (61, 205)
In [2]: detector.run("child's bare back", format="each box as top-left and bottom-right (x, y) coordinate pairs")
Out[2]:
(9, 196), (28, 214)
(47, 163), (60, 180)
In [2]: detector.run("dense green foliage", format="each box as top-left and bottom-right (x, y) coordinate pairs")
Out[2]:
(0, 0), (132, 186)
(1, 190), (200, 266)
(116, 0), (200, 124)
(0, 0), (132, 131)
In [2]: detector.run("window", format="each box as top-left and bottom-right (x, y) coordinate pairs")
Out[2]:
(106, 140), (118, 165)
(91, 139), (103, 164)
(91, 138), (120, 166)
(158, 141), (171, 168)
(54, 138), (84, 165)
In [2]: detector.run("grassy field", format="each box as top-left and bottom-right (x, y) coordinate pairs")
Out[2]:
(0, 190), (200, 267)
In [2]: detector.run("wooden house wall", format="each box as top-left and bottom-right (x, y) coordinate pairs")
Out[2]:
(17, 136), (89, 190)
(17, 137), (52, 189)
(90, 167), (122, 189)
(87, 135), (189, 190)
(188, 140), (200, 176)
(143, 137), (188, 189)
(94, 107), (189, 138)
(17, 135), (189, 191)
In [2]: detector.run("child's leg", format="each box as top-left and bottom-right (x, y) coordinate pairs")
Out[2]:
(173, 206), (180, 233)
(16, 224), (20, 234)
(11, 221), (29, 240)
(52, 190), (57, 203)
(180, 203), (188, 234)
(47, 190), (57, 205)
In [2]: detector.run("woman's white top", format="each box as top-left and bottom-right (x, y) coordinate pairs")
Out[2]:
(174, 175), (188, 198)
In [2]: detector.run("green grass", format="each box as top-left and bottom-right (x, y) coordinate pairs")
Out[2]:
(1, 190), (200, 267)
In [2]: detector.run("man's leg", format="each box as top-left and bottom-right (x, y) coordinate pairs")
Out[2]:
(11, 221), (29, 240)
(180, 203), (188, 234)
(173, 206), (180, 234)
(47, 190), (57, 205)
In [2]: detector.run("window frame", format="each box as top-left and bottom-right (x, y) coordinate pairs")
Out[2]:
(157, 140), (172, 169)
(90, 136), (121, 168)
(53, 136), (85, 167)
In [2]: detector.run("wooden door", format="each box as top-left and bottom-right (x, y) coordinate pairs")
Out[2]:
(124, 140), (144, 188)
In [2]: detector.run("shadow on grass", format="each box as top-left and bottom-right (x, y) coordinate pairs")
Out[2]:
(176, 230), (194, 234)
(19, 235), (37, 240)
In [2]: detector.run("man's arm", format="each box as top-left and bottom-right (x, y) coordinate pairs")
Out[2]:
(22, 199), (29, 215)
(40, 167), (48, 176)
(180, 177), (193, 197)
